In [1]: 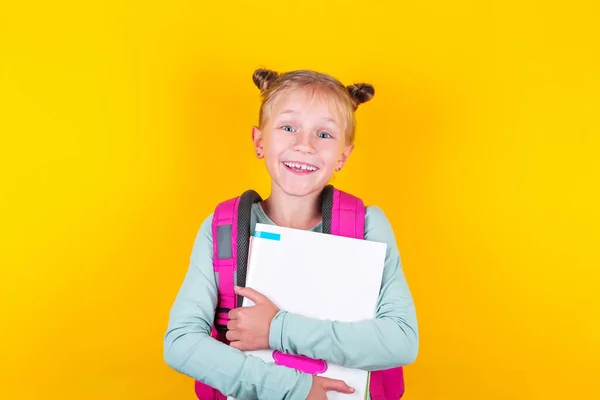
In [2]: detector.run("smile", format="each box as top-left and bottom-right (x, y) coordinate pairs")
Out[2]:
(282, 161), (319, 174)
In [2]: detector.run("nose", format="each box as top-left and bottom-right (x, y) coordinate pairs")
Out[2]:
(292, 131), (315, 154)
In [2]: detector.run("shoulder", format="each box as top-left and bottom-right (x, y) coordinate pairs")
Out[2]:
(364, 205), (398, 252)
(190, 212), (214, 260)
(198, 212), (214, 238)
(365, 204), (388, 222)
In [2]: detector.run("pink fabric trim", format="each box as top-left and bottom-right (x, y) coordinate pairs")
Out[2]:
(211, 196), (240, 310)
(331, 188), (365, 239)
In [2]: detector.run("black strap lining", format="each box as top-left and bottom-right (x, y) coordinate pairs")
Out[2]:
(236, 190), (262, 308)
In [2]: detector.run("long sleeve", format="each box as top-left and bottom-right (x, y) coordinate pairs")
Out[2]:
(268, 206), (419, 371)
(163, 214), (313, 400)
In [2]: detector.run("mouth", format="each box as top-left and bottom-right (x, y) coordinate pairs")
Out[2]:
(282, 161), (319, 175)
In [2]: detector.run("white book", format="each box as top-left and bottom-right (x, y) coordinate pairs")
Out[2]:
(229, 223), (387, 400)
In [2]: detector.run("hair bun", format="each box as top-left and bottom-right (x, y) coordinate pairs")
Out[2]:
(253, 68), (280, 93)
(347, 83), (375, 109)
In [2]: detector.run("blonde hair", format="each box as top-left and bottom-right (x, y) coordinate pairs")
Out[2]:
(252, 68), (374, 145)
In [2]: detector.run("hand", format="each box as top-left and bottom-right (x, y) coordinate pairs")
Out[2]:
(226, 286), (280, 351)
(307, 376), (355, 399)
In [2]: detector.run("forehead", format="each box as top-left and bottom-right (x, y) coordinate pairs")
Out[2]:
(270, 87), (347, 124)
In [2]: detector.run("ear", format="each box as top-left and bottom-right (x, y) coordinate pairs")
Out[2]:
(252, 126), (264, 158)
(336, 144), (354, 171)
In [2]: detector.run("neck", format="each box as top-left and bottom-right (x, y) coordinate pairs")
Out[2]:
(261, 185), (323, 230)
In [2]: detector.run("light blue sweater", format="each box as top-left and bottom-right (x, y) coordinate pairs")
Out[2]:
(164, 202), (419, 399)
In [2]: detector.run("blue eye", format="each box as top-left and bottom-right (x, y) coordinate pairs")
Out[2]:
(318, 132), (332, 139)
(281, 125), (296, 133)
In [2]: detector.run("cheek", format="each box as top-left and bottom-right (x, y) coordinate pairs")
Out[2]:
(265, 135), (291, 158)
(320, 145), (342, 167)
(265, 141), (283, 157)
(264, 144), (285, 167)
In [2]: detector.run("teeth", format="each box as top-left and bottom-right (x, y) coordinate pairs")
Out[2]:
(284, 162), (317, 171)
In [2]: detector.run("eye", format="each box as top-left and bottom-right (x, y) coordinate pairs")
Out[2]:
(318, 132), (332, 139)
(281, 125), (296, 133)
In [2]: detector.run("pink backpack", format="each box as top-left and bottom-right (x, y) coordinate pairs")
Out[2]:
(195, 185), (405, 399)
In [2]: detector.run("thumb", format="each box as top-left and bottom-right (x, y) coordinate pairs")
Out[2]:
(321, 378), (355, 394)
(234, 286), (268, 304)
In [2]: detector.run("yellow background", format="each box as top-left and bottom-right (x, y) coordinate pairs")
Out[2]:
(1, 1), (598, 399)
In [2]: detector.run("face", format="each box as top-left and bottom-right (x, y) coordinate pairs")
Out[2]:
(252, 88), (353, 198)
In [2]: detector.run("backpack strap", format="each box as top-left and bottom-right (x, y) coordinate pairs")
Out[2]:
(233, 190), (262, 307)
(211, 190), (262, 333)
(211, 195), (241, 334)
(322, 184), (365, 239)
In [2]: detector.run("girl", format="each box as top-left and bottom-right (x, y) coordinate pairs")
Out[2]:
(164, 68), (419, 399)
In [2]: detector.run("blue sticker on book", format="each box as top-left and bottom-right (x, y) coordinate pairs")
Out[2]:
(254, 231), (281, 241)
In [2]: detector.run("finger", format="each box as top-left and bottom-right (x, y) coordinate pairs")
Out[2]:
(225, 330), (241, 342)
(229, 340), (248, 351)
(322, 378), (355, 394)
(234, 286), (269, 305)
(226, 319), (239, 331)
(228, 308), (240, 320)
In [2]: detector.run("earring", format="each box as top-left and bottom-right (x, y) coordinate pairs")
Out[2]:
(335, 167), (341, 172)
(257, 152), (262, 158)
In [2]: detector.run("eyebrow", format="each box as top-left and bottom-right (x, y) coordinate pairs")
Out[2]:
(276, 110), (340, 127)
(279, 110), (298, 114)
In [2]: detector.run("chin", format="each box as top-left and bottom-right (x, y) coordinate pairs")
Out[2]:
(277, 181), (322, 198)
(275, 176), (331, 198)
